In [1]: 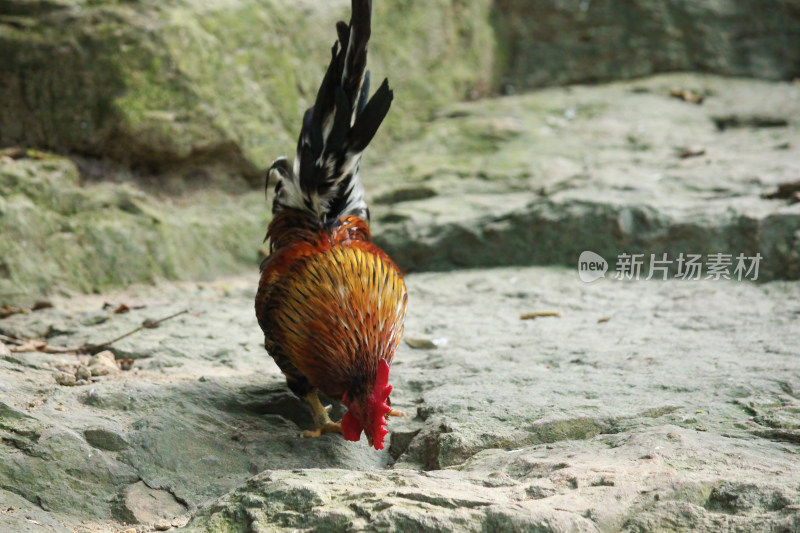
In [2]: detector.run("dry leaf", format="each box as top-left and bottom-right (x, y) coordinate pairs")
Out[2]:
(103, 301), (148, 312)
(0, 147), (55, 160)
(0, 305), (24, 319)
(31, 300), (53, 311)
(405, 338), (438, 350)
(677, 146), (706, 159)
(669, 87), (705, 104)
(762, 180), (800, 201)
(0, 147), (26, 159)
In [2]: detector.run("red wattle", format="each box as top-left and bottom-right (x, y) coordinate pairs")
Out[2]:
(341, 410), (363, 441)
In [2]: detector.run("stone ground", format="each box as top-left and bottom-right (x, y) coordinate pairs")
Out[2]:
(1, 267), (799, 532)
(367, 74), (800, 280)
(1, 73), (799, 532)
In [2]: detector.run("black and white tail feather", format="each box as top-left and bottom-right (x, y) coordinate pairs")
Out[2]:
(268, 0), (392, 226)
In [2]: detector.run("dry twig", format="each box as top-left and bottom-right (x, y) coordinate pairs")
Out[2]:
(520, 311), (562, 320)
(6, 309), (188, 355)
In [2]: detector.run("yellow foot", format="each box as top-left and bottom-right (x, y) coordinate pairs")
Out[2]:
(301, 422), (342, 438)
(304, 391), (335, 425)
(388, 408), (406, 418)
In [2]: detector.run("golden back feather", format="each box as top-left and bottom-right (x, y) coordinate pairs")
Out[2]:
(271, 245), (407, 394)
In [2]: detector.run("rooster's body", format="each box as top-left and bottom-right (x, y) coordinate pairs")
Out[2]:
(255, 0), (406, 450)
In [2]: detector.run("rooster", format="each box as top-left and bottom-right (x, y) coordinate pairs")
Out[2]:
(255, 0), (407, 450)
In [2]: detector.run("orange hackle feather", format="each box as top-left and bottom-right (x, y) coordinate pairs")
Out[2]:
(256, 210), (407, 449)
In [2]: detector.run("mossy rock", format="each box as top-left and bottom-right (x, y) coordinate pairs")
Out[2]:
(0, 157), (268, 303)
(0, 0), (495, 183)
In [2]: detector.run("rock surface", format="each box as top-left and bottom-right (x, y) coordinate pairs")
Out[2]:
(492, 0), (800, 90)
(1, 266), (798, 531)
(369, 74), (800, 281)
(2, 74), (799, 303)
(0, 156), (267, 303)
(3, 0), (798, 181)
(0, 0), (493, 180)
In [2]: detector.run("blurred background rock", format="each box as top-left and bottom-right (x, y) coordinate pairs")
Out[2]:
(1, 0), (799, 302)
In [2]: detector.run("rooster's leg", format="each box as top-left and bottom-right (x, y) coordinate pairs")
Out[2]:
(301, 391), (342, 438)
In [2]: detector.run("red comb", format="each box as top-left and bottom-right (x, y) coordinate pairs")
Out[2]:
(366, 359), (393, 450)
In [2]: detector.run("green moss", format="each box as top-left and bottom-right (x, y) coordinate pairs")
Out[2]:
(0, 158), (268, 304)
(0, 0), (498, 179)
(370, 0), (495, 145)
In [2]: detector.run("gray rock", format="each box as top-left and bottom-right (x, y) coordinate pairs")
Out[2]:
(2, 0), (796, 187)
(75, 365), (92, 382)
(155, 519), (174, 531)
(493, 0), (800, 90)
(84, 427), (130, 452)
(117, 481), (187, 525)
(185, 426), (800, 532)
(54, 371), (76, 387)
(370, 74), (800, 281)
(0, 489), (72, 533)
(0, 1), (492, 182)
(0, 157), (267, 304)
(0, 425), (139, 519)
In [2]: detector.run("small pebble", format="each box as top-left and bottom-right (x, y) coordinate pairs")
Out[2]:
(155, 519), (172, 531)
(89, 350), (120, 376)
(55, 372), (76, 387)
(94, 349), (115, 362)
(75, 365), (92, 381)
(171, 516), (189, 528)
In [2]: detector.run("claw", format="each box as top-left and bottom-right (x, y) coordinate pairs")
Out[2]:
(302, 392), (344, 438)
